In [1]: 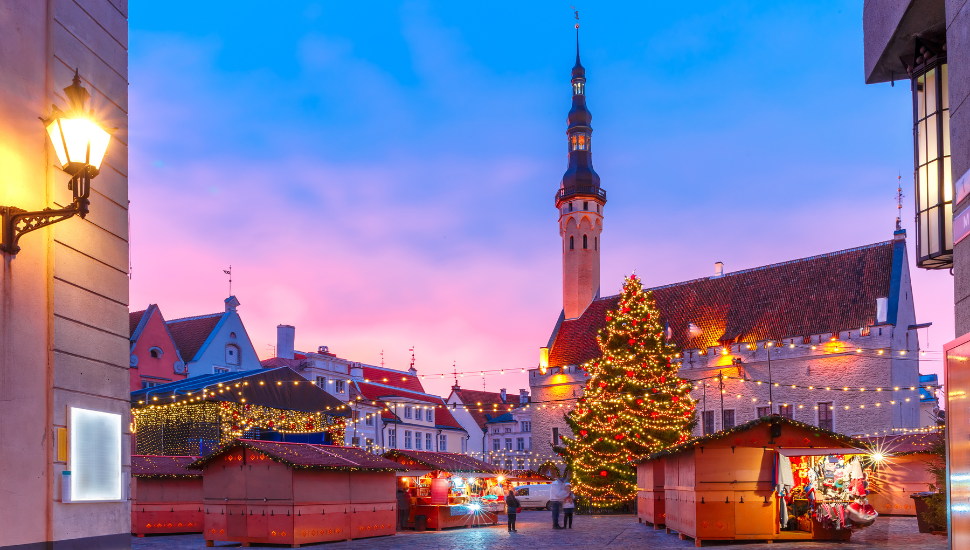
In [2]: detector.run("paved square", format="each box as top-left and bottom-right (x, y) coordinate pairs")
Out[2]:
(131, 511), (945, 549)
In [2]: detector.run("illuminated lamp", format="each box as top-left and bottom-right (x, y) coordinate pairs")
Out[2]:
(2, 71), (113, 255)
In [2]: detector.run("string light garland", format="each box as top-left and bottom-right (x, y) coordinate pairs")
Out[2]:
(557, 275), (696, 507)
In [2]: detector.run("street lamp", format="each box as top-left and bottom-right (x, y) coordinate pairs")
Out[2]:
(1, 70), (113, 256)
(911, 41), (952, 269)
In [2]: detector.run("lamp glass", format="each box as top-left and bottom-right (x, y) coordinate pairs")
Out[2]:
(46, 115), (111, 173)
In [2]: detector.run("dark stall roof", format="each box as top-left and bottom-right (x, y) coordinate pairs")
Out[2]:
(188, 439), (406, 471)
(384, 449), (500, 474)
(130, 367), (350, 417)
(132, 455), (201, 478)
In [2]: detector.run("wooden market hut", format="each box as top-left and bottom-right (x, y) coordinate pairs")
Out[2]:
(858, 432), (942, 516)
(131, 455), (203, 536)
(638, 416), (863, 547)
(383, 449), (501, 530)
(131, 367), (350, 456)
(190, 439), (406, 547)
(636, 457), (666, 529)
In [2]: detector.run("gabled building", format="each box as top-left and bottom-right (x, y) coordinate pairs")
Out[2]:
(483, 405), (533, 470)
(445, 385), (529, 459)
(166, 296), (261, 376)
(129, 305), (186, 391)
(356, 380), (468, 455)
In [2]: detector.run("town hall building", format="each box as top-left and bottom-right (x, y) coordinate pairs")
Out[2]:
(529, 36), (929, 469)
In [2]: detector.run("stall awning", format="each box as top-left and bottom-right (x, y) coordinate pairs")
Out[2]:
(383, 449), (500, 475)
(188, 439), (407, 472)
(132, 455), (201, 478)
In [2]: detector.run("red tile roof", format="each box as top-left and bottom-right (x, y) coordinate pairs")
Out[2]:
(361, 366), (425, 393)
(166, 313), (222, 363)
(189, 440), (406, 471)
(550, 241), (895, 367)
(384, 449), (499, 473)
(130, 310), (147, 338)
(355, 382), (465, 431)
(132, 455), (201, 477)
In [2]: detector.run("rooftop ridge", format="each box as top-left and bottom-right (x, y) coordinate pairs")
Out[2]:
(166, 312), (223, 324)
(357, 381), (444, 401)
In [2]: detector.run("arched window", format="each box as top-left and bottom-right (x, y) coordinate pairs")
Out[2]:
(225, 344), (240, 366)
(569, 236), (574, 250)
(149, 347), (163, 359)
(229, 332), (237, 339)
(572, 81), (585, 95)
(583, 235), (588, 249)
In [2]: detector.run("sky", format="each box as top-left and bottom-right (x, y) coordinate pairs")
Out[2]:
(128, 1), (953, 398)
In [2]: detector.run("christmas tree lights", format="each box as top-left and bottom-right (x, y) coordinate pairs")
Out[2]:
(557, 274), (696, 507)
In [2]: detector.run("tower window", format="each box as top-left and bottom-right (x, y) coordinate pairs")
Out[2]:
(583, 235), (588, 249)
(595, 237), (598, 251)
(569, 133), (590, 152)
(569, 236), (574, 250)
(572, 81), (585, 95)
(583, 201), (588, 211)
(569, 202), (573, 212)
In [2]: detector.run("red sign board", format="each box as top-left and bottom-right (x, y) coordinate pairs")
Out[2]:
(430, 478), (449, 505)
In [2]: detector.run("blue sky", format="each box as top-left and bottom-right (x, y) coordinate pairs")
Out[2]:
(128, 1), (951, 396)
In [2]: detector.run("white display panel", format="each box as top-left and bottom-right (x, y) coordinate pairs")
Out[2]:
(69, 407), (122, 502)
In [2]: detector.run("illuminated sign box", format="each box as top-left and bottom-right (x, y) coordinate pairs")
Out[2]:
(69, 407), (122, 502)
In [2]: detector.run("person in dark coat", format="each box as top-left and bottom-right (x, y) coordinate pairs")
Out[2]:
(396, 487), (412, 531)
(506, 488), (520, 533)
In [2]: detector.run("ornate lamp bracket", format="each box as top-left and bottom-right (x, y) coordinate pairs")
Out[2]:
(1, 170), (91, 256)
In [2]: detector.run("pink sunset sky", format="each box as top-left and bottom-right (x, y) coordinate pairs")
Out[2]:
(128, 2), (952, 398)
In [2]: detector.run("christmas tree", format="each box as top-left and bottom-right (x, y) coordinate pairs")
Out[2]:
(557, 274), (696, 507)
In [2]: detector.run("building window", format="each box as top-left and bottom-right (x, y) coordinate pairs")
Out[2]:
(505, 427), (512, 433)
(426, 432), (432, 450)
(583, 201), (589, 211)
(569, 132), (590, 151)
(426, 409), (432, 422)
(779, 404), (793, 420)
(334, 380), (345, 394)
(572, 81), (584, 95)
(552, 427), (560, 445)
(229, 332), (236, 339)
(149, 347), (163, 359)
(141, 380), (162, 389)
(388, 429), (397, 448)
(365, 413), (374, 426)
(440, 434), (447, 451)
(516, 437), (525, 451)
(316, 376), (327, 388)
(594, 237), (597, 251)
(818, 402), (834, 431)
(569, 236), (574, 250)
(225, 344), (240, 366)
(415, 431), (422, 449)
(404, 405), (412, 419)
(505, 438), (512, 450)
(493, 439), (501, 451)
(583, 234), (588, 249)
(756, 406), (770, 418)
(493, 427), (500, 434)
(702, 411), (715, 435)
(569, 202), (574, 212)
(912, 54), (952, 268)
(722, 409), (735, 430)
(213, 366), (230, 374)
(404, 430), (412, 449)
(520, 421), (530, 432)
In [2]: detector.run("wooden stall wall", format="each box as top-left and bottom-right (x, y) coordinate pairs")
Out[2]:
(132, 477), (204, 536)
(867, 454), (938, 516)
(637, 458), (665, 528)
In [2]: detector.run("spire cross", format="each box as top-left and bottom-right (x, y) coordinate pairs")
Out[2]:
(896, 174), (904, 230)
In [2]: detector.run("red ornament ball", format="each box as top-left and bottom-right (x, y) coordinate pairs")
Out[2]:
(652, 388), (658, 393)
(615, 433), (624, 440)
(636, 399), (644, 405)
(660, 376), (666, 383)
(599, 381), (607, 388)
(600, 471), (608, 477)
(672, 396), (679, 402)
(626, 370), (635, 378)
(580, 430), (587, 437)
(628, 338), (636, 345)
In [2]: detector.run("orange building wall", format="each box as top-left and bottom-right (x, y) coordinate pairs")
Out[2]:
(130, 307), (185, 392)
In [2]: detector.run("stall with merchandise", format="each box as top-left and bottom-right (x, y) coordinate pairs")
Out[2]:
(191, 439), (405, 547)
(859, 432), (942, 516)
(639, 417), (879, 547)
(383, 449), (502, 530)
(131, 455), (203, 536)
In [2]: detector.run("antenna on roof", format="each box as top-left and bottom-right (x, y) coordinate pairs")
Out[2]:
(452, 361), (458, 385)
(408, 347), (416, 375)
(223, 265), (232, 296)
(896, 174), (904, 231)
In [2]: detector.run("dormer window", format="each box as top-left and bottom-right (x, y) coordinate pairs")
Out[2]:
(572, 81), (585, 95)
(149, 347), (163, 359)
(569, 133), (590, 152)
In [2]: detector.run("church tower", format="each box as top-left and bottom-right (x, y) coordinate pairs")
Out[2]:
(558, 29), (605, 320)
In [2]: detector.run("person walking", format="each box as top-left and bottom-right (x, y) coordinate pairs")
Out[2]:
(562, 484), (575, 529)
(549, 476), (569, 529)
(506, 488), (521, 533)
(396, 487), (411, 531)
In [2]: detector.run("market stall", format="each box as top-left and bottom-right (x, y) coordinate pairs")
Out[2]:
(859, 433), (942, 516)
(636, 457), (665, 529)
(383, 449), (502, 530)
(131, 455), (203, 536)
(639, 417), (878, 547)
(191, 439), (405, 547)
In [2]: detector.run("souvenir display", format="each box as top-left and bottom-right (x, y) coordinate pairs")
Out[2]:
(777, 453), (878, 531)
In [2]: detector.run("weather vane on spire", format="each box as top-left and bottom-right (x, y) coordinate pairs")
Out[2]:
(571, 5), (579, 27)
(896, 173), (904, 230)
(223, 265), (232, 296)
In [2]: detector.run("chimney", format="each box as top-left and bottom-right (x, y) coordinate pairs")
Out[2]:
(713, 262), (724, 278)
(350, 362), (363, 380)
(876, 297), (889, 324)
(519, 389), (529, 404)
(500, 388), (507, 402)
(277, 325), (295, 359)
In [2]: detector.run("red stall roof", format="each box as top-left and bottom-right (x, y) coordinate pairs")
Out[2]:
(188, 439), (406, 471)
(384, 449), (500, 474)
(132, 455), (201, 478)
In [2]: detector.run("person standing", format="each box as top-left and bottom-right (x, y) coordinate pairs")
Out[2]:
(562, 484), (575, 529)
(549, 476), (568, 529)
(396, 487), (411, 531)
(506, 488), (521, 533)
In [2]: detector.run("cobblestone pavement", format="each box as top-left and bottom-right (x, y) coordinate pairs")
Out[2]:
(131, 512), (945, 549)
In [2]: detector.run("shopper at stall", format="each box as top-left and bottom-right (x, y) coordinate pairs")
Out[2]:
(396, 486), (411, 531)
(506, 489), (520, 533)
(549, 476), (569, 529)
(563, 484), (575, 529)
